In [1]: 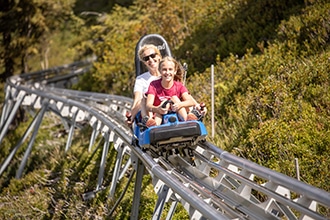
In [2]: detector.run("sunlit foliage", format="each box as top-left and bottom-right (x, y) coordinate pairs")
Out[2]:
(0, 0), (329, 218)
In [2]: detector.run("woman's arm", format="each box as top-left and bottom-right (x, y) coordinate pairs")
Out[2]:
(130, 91), (142, 120)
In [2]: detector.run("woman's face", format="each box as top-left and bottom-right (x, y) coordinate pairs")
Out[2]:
(160, 60), (176, 82)
(142, 48), (160, 71)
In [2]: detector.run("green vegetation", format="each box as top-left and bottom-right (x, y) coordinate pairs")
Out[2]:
(0, 0), (329, 218)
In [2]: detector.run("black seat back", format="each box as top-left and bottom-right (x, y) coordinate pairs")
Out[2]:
(135, 34), (172, 77)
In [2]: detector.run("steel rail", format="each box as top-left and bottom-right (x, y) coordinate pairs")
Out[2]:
(1, 71), (229, 219)
(193, 143), (328, 220)
(199, 141), (330, 208)
(0, 60), (329, 219)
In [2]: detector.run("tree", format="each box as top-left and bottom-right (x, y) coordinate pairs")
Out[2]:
(0, 0), (77, 82)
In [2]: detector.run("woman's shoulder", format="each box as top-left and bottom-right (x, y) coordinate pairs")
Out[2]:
(136, 71), (151, 80)
(150, 78), (162, 85)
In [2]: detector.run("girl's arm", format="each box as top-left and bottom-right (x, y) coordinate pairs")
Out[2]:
(175, 92), (196, 109)
(146, 94), (170, 115)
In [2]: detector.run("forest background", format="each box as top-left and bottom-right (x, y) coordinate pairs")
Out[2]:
(0, 0), (329, 219)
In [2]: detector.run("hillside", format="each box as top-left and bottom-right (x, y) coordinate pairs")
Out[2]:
(0, 0), (329, 218)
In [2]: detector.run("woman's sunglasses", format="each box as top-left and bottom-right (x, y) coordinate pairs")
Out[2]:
(142, 53), (157, 62)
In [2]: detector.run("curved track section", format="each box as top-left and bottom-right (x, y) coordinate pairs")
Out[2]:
(0, 60), (329, 220)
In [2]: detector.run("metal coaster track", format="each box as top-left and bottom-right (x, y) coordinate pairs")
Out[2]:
(0, 59), (329, 220)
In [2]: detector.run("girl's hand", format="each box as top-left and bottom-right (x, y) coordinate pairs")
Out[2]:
(196, 103), (207, 116)
(159, 100), (171, 114)
(171, 103), (181, 112)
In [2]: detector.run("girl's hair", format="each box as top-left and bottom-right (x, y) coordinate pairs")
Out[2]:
(159, 56), (185, 83)
(138, 44), (161, 61)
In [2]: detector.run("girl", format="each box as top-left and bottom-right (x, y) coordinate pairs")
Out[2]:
(146, 56), (198, 126)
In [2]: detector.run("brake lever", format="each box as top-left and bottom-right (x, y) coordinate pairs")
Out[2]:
(161, 99), (174, 108)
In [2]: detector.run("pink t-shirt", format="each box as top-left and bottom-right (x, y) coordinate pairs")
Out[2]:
(146, 79), (189, 106)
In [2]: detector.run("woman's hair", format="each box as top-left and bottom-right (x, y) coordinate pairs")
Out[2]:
(138, 44), (161, 61)
(159, 56), (185, 83)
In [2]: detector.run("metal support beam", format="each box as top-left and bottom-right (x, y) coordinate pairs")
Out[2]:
(109, 143), (125, 198)
(165, 201), (178, 220)
(130, 154), (145, 220)
(0, 90), (26, 145)
(152, 184), (170, 220)
(0, 85), (13, 127)
(16, 101), (48, 178)
(0, 109), (41, 176)
(65, 110), (78, 152)
(89, 120), (100, 152)
(96, 131), (110, 190)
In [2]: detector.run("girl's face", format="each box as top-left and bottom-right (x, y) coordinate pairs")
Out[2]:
(142, 48), (160, 71)
(160, 60), (176, 82)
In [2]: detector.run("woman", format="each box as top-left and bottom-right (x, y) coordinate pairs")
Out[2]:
(145, 56), (198, 126)
(128, 44), (162, 127)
